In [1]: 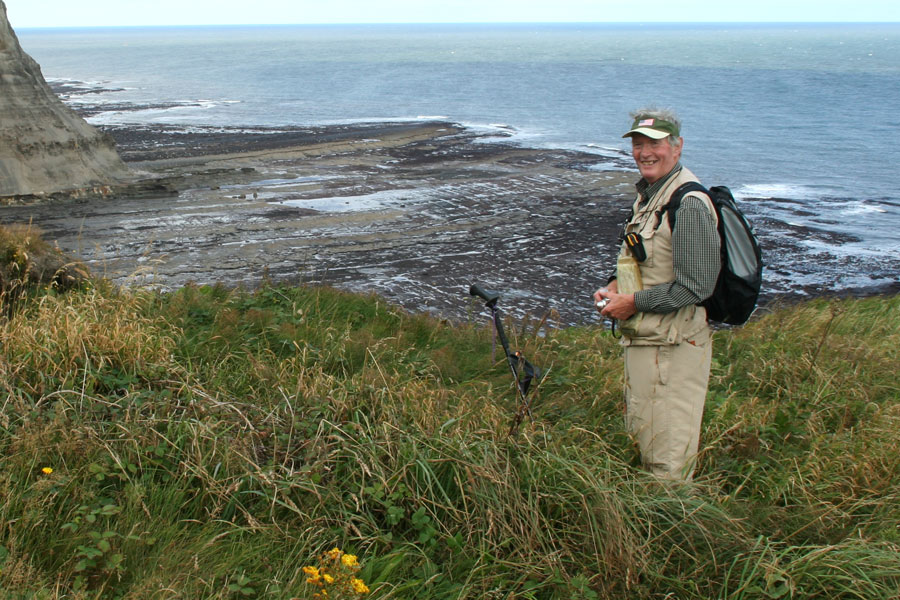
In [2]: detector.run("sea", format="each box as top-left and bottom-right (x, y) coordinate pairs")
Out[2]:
(15, 22), (900, 293)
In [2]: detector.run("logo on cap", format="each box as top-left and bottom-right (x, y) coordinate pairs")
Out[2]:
(638, 119), (655, 127)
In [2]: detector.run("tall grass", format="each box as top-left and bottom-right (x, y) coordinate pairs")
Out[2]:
(0, 224), (86, 315)
(0, 265), (897, 598)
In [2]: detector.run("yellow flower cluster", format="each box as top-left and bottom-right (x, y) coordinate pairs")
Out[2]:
(351, 578), (370, 594)
(302, 547), (371, 598)
(302, 566), (335, 586)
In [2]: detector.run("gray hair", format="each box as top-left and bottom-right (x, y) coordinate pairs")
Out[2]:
(630, 107), (682, 146)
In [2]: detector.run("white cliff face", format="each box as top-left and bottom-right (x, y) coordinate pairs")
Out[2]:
(0, 1), (129, 198)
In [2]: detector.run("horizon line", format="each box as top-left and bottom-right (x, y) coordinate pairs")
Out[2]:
(17, 20), (900, 30)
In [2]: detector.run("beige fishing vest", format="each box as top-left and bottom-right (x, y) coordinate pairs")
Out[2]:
(617, 167), (717, 346)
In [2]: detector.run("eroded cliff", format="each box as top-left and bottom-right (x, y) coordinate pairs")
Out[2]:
(0, 1), (129, 199)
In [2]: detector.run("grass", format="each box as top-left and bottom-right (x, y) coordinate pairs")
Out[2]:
(0, 228), (898, 599)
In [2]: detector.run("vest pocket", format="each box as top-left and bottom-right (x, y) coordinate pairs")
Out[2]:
(637, 227), (657, 268)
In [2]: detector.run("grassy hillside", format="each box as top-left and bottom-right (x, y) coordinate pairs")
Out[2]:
(0, 228), (898, 599)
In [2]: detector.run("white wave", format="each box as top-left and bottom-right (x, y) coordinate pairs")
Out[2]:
(459, 121), (529, 139)
(836, 202), (890, 216)
(801, 237), (900, 258)
(84, 99), (241, 126)
(455, 121), (631, 166)
(732, 183), (835, 202)
(65, 96), (122, 106)
(582, 143), (629, 155)
(48, 77), (115, 88)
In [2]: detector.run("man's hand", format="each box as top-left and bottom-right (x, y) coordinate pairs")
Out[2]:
(593, 281), (616, 312)
(594, 283), (637, 321)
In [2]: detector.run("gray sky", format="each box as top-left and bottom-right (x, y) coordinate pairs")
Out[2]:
(7, 0), (899, 28)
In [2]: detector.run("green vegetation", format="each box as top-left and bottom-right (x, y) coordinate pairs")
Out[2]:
(0, 227), (898, 599)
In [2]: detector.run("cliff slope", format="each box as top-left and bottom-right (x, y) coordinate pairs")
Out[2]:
(0, 1), (129, 198)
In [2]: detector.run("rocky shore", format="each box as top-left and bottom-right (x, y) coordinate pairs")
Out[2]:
(1, 115), (896, 326)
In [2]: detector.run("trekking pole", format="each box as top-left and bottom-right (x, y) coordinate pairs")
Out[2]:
(469, 284), (541, 436)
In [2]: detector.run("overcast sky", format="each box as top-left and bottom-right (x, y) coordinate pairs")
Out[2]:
(6, 0), (899, 28)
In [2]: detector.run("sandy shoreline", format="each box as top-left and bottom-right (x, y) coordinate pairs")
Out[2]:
(1, 116), (897, 326)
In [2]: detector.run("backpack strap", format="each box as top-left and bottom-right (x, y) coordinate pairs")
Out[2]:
(655, 181), (709, 231)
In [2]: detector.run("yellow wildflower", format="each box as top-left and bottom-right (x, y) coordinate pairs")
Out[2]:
(351, 578), (370, 594)
(305, 548), (371, 596)
(41, 467), (53, 475)
(303, 565), (322, 584)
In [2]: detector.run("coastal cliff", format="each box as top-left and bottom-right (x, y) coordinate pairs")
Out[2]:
(0, 1), (129, 200)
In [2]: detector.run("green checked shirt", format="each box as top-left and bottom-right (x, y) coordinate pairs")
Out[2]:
(631, 163), (720, 314)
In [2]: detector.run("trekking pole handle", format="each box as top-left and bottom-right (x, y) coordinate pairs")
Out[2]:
(469, 284), (500, 306)
(470, 284), (512, 357)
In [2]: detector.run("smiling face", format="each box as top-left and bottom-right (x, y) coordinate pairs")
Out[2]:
(631, 133), (683, 184)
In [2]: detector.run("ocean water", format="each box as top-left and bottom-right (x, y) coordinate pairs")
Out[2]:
(15, 22), (900, 266)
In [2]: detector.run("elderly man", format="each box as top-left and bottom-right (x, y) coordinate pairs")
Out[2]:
(594, 108), (720, 481)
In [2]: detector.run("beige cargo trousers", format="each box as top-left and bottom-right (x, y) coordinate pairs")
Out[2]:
(624, 327), (712, 481)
